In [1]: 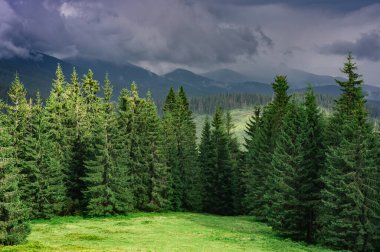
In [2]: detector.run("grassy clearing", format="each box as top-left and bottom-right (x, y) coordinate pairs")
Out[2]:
(1, 212), (338, 252)
(194, 106), (256, 145)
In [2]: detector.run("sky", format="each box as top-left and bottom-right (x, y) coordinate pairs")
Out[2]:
(1, 0), (380, 84)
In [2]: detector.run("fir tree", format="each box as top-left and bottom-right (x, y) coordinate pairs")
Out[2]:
(199, 118), (216, 212)
(103, 75), (133, 215)
(225, 111), (243, 214)
(6, 75), (39, 217)
(162, 87), (201, 211)
(143, 93), (171, 211)
(0, 107), (30, 245)
(42, 65), (69, 214)
(318, 53), (380, 251)
(81, 73), (131, 216)
(124, 83), (149, 210)
(35, 93), (67, 218)
(209, 108), (234, 215)
(65, 68), (86, 213)
(245, 75), (290, 219)
(300, 87), (325, 242)
(177, 87), (202, 211)
(267, 100), (307, 240)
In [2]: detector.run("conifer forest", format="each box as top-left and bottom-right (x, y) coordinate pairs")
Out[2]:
(1, 53), (380, 252)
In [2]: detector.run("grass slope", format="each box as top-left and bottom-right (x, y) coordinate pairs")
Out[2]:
(2, 212), (338, 252)
(193, 106), (332, 146)
(194, 107), (256, 145)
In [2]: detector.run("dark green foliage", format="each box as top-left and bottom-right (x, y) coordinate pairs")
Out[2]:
(245, 75), (290, 219)
(142, 94), (171, 211)
(65, 68), (86, 213)
(241, 107), (261, 213)
(1, 53), (380, 252)
(266, 100), (308, 239)
(163, 87), (201, 211)
(300, 88), (325, 242)
(267, 89), (326, 242)
(318, 53), (380, 251)
(81, 74), (133, 216)
(0, 108), (30, 245)
(177, 87), (202, 211)
(118, 83), (149, 210)
(6, 75), (39, 217)
(209, 108), (234, 215)
(116, 83), (169, 212)
(199, 118), (216, 212)
(225, 112), (244, 214)
(40, 65), (69, 215)
(200, 108), (237, 215)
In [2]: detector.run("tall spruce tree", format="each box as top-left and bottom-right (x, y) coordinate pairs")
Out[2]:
(245, 75), (290, 219)
(266, 100), (307, 239)
(80, 70), (121, 215)
(0, 109), (30, 245)
(65, 68), (87, 213)
(103, 76), (133, 215)
(82, 75), (117, 216)
(209, 108), (234, 215)
(162, 87), (201, 211)
(225, 112), (243, 214)
(123, 83), (149, 210)
(142, 93), (171, 211)
(162, 88), (181, 210)
(318, 53), (380, 251)
(31, 93), (67, 218)
(241, 107), (261, 213)
(177, 87), (202, 211)
(300, 87), (325, 242)
(199, 118), (216, 212)
(6, 75), (39, 217)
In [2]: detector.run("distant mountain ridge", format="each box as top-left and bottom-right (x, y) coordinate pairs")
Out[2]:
(1, 52), (380, 102)
(201, 69), (251, 83)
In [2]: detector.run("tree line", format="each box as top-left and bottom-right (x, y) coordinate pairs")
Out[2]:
(163, 90), (380, 119)
(0, 53), (379, 251)
(237, 53), (379, 251)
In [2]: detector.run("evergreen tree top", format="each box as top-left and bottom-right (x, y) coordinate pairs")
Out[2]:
(271, 75), (290, 110)
(82, 69), (100, 103)
(335, 53), (367, 119)
(8, 74), (27, 106)
(212, 107), (225, 130)
(178, 86), (190, 112)
(131, 82), (139, 99)
(163, 87), (177, 113)
(103, 73), (113, 103)
(70, 67), (80, 89)
(52, 64), (66, 96)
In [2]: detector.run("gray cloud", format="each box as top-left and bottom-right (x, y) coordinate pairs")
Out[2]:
(1, 0), (380, 84)
(0, 0), (30, 58)
(195, 0), (379, 11)
(0, 0), (272, 68)
(321, 30), (380, 62)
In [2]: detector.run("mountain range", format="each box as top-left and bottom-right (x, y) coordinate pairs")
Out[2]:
(1, 52), (380, 102)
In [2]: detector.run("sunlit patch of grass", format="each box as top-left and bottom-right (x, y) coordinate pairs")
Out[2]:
(2, 212), (339, 252)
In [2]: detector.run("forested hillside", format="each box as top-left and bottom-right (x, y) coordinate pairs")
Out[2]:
(1, 53), (379, 252)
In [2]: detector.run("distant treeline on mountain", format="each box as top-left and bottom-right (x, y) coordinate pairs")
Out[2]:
(161, 92), (380, 118)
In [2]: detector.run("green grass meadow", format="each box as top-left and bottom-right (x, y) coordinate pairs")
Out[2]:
(194, 106), (256, 145)
(1, 212), (339, 252)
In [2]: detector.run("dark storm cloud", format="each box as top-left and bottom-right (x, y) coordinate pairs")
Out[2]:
(195, 0), (379, 11)
(0, 0), (274, 67)
(1, 0), (73, 58)
(2, 0), (380, 78)
(0, 0), (29, 58)
(321, 30), (380, 62)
